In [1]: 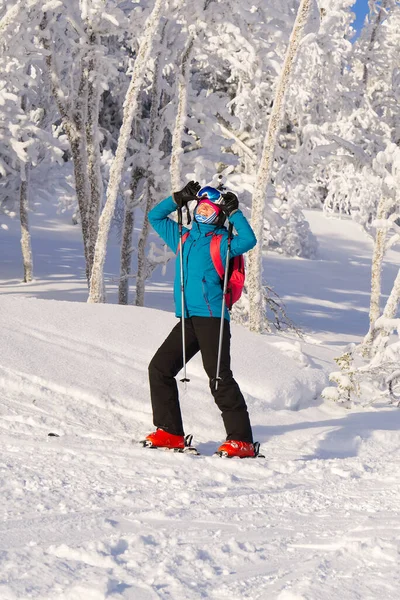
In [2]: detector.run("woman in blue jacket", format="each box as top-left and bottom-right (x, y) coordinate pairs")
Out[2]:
(144, 181), (257, 457)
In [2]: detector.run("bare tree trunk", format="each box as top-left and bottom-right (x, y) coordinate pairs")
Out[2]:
(361, 196), (390, 356)
(88, 0), (164, 304)
(366, 267), (400, 355)
(85, 30), (103, 276)
(369, 226), (387, 323)
(19, 161), (33, 283)
(119, 167), (144, 305)
(247, 0), (317, 333)
(119, 210), (135, 306)
(67, 124), (91, 279)
(70, 54), (91, 279)
(381, 268), (400, 321)
(135, 187), (153, 307)
(169, 35), (195, 191)
(41, 16), (92, 282)
(135, 24), (169, 306)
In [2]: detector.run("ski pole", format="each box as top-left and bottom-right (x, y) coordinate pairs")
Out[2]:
(178, 207), (190, 385)
(215, 222), (233, 391)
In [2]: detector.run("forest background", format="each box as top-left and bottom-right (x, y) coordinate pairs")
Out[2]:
(1, 0), (400, 405)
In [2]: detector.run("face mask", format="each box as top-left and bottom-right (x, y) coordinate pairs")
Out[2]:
(195, 209), (218, 224)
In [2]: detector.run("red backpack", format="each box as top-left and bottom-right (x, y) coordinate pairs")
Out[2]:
(178, 232), (245, 310)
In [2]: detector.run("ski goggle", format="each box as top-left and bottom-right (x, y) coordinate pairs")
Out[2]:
(196, 186), (224, 204)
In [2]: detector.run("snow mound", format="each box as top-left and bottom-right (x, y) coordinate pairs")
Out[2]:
(0, 296), (326, 446)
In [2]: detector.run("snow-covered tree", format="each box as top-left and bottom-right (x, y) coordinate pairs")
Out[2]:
(247, 0), (321, 333)
(272, 0), (355, 254)
(0, 1), (64, 282)
(358, 144), (400, 355)
(134, 20), (170, 307)
(118, 166), (144, 305)
(88, 0), (164, 304)
(293, 1), (400, 220)
(41, 1), (129, 283)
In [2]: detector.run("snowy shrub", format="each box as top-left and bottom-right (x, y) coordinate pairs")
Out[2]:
(322, 350), (360, 406)
(266, 196), (318, 258)
(323, 318), (400, 408)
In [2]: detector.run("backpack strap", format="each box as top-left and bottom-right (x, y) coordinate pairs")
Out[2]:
(176, 231), (190, 254)
(177, 231), (226, 278)
(210, 234), (224, 279)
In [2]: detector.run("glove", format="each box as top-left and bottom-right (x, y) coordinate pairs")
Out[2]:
(221, 191), (239, 216)
(173, 181), (201, 208)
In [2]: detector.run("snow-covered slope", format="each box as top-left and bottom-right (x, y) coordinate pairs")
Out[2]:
(0, 296), (399, 599)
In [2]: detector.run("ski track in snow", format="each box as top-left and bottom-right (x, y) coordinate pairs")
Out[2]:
(1, 397), (400, 600)
(0, 298), (399, 599)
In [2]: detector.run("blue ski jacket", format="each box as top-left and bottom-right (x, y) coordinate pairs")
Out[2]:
(148, 196), (257, 321)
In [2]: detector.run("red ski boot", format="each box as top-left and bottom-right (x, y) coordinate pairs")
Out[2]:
(215, 440), (262, 458)
(142, 428), (185, 450)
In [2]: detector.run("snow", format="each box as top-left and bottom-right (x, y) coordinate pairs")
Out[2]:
(1, 207), (400, 598)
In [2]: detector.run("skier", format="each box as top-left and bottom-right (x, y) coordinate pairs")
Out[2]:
(143, 181), (258, 457)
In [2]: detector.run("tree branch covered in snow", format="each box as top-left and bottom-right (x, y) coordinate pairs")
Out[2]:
(169, 31), (195, 191)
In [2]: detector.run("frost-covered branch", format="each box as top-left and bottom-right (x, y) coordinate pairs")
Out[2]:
(40, 16), (70, 123)
(217, 121), (257, 165)
(0, 0), (44, 34)
(136, 22), (168, 307)
(366, 266), (400, 354)
(119, 166), (144, 305)
(19, 161), (33, 283)
(85, 30), (103, 275)
(170, 31), (195, 191)
(41, 14), (92, 275)
(363, 0), (389, 88)
(361, 196), (391, 356)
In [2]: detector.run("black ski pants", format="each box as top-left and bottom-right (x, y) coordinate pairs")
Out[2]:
(148, 316), (253, 443)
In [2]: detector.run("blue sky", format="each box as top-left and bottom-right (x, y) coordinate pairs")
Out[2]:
(353, 0), (369, 31)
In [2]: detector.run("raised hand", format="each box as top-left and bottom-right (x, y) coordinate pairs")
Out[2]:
(173, 181), (201, 208)
(221, 191), (239, 216)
